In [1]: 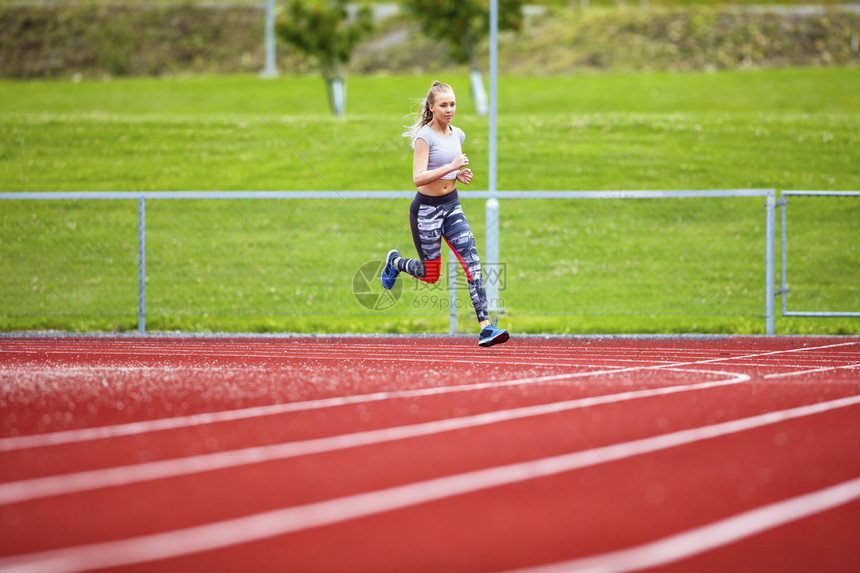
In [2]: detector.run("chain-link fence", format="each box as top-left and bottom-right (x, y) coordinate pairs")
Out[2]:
(0, 190), (789, 334)
(779, 191), (860, 318)
(490, 191), (775, 334)
(0, 198), (138, 331)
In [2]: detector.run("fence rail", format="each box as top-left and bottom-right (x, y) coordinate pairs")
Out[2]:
(1, 189), (779, 334)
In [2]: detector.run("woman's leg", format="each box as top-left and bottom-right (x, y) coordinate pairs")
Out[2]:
(395, 196), (444, 284)
(441, 202), (489, 324)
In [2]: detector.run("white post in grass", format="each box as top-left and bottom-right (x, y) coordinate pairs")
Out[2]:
(470, 69), (489, 117)
(485, 0), (502, 314)
(260, 0), (278, 78)
(330, 77), (346, 116)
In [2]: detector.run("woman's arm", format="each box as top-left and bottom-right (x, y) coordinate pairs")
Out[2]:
(412, 138), (468, 188)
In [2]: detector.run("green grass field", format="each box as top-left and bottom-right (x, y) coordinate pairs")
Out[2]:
(1, 68), (858, 334)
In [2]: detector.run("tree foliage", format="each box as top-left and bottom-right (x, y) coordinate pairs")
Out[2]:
(403, 0), (524, 69)
(276, 0), (373, 82)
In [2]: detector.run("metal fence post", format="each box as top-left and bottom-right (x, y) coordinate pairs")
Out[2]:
(138, 196), (146, 333)
(487, 0), (501, 315)
(485, 198), (500, 313)
(449, 245), (457, 334)
(765, 190), (776, 335)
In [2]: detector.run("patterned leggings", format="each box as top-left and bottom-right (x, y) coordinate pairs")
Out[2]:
(395, 190), (489, 323)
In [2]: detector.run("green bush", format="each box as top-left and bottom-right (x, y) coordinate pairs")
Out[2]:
(1, 3), (858, 78)
(500, 6), (860, 73)
(0, 4), (295, 78)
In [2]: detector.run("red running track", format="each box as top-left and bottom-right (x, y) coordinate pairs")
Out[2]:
(0, 335), (859, 572)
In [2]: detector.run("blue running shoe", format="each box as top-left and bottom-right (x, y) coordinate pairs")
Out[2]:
(478, 317), (509, 347)
(381, 249), (401, 290)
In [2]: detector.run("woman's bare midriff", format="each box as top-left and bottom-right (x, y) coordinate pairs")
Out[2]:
(417, 178), (457, 197)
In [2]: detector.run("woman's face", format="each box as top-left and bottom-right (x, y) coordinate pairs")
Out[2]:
(430, 91), (456, 124)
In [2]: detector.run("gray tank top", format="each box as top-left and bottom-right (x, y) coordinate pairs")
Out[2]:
(416, 124), (466, 181)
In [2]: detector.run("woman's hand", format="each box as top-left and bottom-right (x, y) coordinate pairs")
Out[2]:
(456, 168), (473, 185)
(450, 153), (469, 171)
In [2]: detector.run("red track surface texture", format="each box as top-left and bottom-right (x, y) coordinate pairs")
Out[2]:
(1, 336), (859, 572)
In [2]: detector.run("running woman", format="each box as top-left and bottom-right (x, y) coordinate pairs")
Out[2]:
(380, 81), (509, 347)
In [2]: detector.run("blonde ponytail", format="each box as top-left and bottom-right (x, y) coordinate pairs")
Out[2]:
(402, 81), (453, 148)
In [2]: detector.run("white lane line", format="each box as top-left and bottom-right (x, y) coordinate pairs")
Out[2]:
(1, 341), (853, 452)
(722, 361), (858, 369)
(0, 353), (610, 369)
(2, 351), (549, 366)
(506, 475), (860, 573)
(0, 369), (747, 506)
(1, 341), (853, 358)
(0, 341), (716, 355)
(763, 363), (860, 379)
(0, 368), (624, 452)
(1, 394), (857, 573)
(1, 348), (667, 367)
